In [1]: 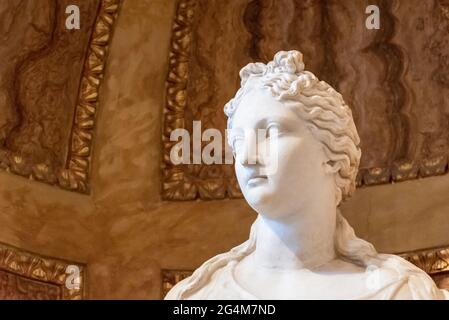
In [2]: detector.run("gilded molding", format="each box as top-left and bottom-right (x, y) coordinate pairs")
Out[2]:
(61, 0), (121, 193)
(0, 242), (86, 300)
(0, 0), (121, 194)
(400, 246), (449, 275)
(162, 0), (199, 200)
(161, 269), (193, 299)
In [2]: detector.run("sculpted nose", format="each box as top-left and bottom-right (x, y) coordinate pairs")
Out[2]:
(239, 132), (264, 166)
(239, 147), (255, 165)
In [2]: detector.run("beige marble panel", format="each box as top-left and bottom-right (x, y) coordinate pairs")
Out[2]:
(341, 174), (449, 254)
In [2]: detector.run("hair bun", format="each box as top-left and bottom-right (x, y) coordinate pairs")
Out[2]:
(267, 50), (305, 75)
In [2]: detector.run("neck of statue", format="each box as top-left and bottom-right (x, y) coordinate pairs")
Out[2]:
(254, 202), (337, 271)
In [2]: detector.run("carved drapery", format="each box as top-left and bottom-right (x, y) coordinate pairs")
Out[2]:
(0, 0), (120, 194)
(0, 242), (85, 300)
(161, 245), (449, 298)
(162, 0), (449, 200)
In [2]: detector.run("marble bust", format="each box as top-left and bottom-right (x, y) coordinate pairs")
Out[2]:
(165, 50), (449, 300)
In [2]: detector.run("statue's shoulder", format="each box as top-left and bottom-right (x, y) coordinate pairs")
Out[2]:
(164, 276), (192, 300)
(164, 252), (240, 300)
(373, 253), (447, 299)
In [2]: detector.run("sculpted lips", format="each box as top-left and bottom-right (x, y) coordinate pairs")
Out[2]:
(247, 175), (268, 187)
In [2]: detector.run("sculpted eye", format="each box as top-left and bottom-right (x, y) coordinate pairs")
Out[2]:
(228, 128), (244, 151)
(231, 136), (244, 153)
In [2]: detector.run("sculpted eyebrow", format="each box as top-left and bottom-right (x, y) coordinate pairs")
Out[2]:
(264, 116), (296, 128)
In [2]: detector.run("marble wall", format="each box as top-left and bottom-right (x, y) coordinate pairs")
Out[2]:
(0, 0), (448, 299)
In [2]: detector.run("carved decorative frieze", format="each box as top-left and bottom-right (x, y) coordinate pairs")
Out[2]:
(0, 0), (121, 194)
(162, 0), (449, 200)
(400, 246), (449, 290)
(161, 269), (193, 299)
(0, 242), (85, 300)
(401, 247), (449, 275)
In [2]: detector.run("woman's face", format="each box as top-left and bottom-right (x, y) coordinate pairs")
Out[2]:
(230, 88), (336, 218)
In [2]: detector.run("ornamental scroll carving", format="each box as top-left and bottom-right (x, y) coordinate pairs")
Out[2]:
(0, 0), (120, 194)
(162, 0), (449, 200)
(0, 242), (85, 300)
